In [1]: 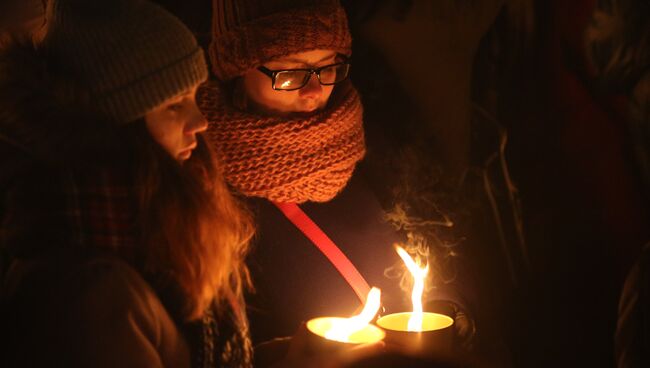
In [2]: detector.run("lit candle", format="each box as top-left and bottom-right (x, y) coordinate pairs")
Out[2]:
(377, 246), (455, 356)
(395, 246), (428, 331)
(376, 311), (454, 333)
(306, 287), (385, 349)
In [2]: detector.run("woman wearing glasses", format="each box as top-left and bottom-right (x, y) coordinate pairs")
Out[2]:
(197, 0), (477, 365)
(239, 50), (350, 115)
(197, 0), (414, 365)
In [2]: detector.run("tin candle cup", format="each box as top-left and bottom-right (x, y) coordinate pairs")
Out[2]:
(305, 317), (386, 353)
(376, 312), (454, 357)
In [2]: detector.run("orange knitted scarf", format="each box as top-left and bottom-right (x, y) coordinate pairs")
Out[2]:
(198, 80), (365, 203)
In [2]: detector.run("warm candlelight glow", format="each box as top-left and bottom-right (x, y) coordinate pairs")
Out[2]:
(306, 287), (384, 344)
(395, 246), (429, 332)
(377, 312), (454, 332)
(307, 317), (385, 344)
(378, 247), (454, 356)
(375, 311), (454, 356)
(324, 287), (382, 342)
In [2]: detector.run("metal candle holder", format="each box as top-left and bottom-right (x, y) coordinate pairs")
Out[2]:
(305, 317), (385, 353)
(376, 312), (454, 357)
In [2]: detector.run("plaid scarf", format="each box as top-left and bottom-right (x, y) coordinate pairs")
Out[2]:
(0, 164), (136, 259)
(68, 166), (138, 258)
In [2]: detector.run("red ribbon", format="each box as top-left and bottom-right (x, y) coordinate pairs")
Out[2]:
(273, 202), (371, 302)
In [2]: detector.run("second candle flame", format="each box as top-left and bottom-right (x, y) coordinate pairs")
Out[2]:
(396, 246), (429, 332)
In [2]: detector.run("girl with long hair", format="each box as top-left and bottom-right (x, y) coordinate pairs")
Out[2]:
(0, 0), (253, 366)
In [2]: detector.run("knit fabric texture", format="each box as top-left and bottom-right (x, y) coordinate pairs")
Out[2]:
(42, 0), (208, 123)
(209, 0), (351, 81)
(198, 80), (365, 203)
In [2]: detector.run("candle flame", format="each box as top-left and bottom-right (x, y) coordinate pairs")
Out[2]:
(396, 246), (429, 331)
(324, 287), (382, 342)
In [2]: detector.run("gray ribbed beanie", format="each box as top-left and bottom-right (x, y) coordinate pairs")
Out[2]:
(43, 0), (208, 123)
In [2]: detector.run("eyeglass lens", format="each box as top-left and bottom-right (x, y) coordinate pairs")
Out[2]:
(274, 63), (350, 90)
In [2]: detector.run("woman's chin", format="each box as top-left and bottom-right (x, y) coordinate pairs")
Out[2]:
(298, 101), (323, 113)
(250, 99), (325, 117)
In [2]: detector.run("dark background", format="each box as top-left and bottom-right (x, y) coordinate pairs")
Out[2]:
(2, 0), (648, 366)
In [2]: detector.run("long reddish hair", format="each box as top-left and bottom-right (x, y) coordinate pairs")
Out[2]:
(124, 121), (254, 321)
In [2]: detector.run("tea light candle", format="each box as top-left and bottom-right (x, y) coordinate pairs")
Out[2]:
(376, 312), (454, 356)
(376, 311), (454, 332)
(307, 317), (385, 344)
(304, 287), (385, 352)
(383, 246), (456, 356)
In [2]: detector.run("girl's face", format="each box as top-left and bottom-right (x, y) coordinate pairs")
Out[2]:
(241, 49), (338, 116)
(145, 85), (207, 162)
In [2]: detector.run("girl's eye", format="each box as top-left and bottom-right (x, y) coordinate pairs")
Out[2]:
(167, 102), (184, 112)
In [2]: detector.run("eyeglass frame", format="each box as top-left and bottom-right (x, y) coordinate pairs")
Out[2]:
(256, 61), (351, 91)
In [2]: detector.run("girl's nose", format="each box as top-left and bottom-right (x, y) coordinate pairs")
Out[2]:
(298, 73), (322, 99)
(185, 101), (208, 134)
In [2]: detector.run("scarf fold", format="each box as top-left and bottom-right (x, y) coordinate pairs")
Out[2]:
(198, 80), (365, 203)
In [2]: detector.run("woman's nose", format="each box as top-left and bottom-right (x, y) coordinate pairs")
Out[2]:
(298, 73), (322, 99)
(185, 102), (208, 134)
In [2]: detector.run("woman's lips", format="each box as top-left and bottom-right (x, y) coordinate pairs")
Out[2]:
(178, 150), (192, 160)
(178, 143), (197, 160)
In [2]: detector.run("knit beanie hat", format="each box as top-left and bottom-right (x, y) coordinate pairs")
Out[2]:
(209, 0), (351, 81)
(42, 0), (208, 123)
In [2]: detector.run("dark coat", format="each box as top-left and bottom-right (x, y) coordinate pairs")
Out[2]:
(3, 254), (193, 367)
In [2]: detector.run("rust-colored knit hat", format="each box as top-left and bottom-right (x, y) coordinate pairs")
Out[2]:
(209, 0), (352, 81)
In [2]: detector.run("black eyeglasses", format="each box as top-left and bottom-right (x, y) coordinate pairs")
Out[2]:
(257, 62), (351, 91)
